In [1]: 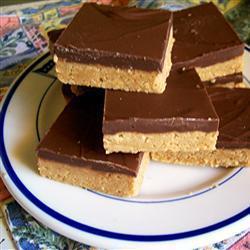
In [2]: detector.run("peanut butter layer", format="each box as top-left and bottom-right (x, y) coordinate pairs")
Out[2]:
(207, 82), (246, 89)
(38, 152), (149, 197)
(104, 131), (218, 154)
(54, 3), (173, 71)
(172, 3), (244, 70)
(37, 90), (145, 177)
(151, 149), (250, 167)
(195, 56), (242, 82)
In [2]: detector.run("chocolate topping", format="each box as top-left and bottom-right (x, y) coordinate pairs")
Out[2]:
(47, 29), (64, 55)
(103, 69), (219, 134)
(203, 72), (243, 86)
(54, 3), (172, 71)
(172, 3), (244, 69)
(37, 90), (143, 177)
(207, 88), (250, 149)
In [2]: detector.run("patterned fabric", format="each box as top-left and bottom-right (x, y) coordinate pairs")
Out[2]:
(0, 203), (15, 249)
(1, 199), (91, 250)
(0, 0), (249, 249)
(0, 198), (249, 250)
(0, 0), (84, 90)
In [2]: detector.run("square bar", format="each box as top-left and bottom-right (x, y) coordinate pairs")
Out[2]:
(172, 3), (244, 86)
(54, 3), (173, 93)
(37, 90), (149, 197)
(103, 69), (219, 154)
(152, 88), (250, 167)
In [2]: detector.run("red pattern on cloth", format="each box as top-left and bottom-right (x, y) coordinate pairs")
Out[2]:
(229, 232), (250, 250)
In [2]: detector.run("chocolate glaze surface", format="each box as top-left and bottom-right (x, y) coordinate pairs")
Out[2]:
(204, 72), (242, 86)
(172, 3), (244, 69)
(54, 3), (172, 71)
(207, 88), (250, 149)
(37, 90), (143, 177)
(103, 69), (219, 134)
(47, 29), (64, 55)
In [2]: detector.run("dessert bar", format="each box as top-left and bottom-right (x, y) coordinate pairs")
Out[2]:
(37, 90), (149, 197)
(54, 3), (173, 93)
(47, 28), (64, 55)
(172, 3), (244, 87)
(152, 88), (250, 167)
(103, 69), (219, 154)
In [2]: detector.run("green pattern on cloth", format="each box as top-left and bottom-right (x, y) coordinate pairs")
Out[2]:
(1, 199), (92, 250)
(225, 0), (250, 44)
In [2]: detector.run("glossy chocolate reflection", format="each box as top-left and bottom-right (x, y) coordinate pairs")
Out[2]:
(172, 3), (244, 69)
(207, 88), (250, 149)
(103, 69), (219, 134)
(54, 3), (173, 71)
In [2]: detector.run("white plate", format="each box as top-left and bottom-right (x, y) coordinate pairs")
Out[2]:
(0, 51), (249, 250)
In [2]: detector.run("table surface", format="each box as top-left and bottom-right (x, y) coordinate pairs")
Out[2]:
(0, 0), (249, 249)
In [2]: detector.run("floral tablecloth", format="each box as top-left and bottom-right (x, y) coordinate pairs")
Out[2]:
(0, 0), (249, 249)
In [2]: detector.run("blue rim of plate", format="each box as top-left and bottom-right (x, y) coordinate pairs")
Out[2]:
(0, 52), (249, 242)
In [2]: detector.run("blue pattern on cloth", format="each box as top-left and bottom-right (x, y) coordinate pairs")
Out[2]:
(2, 200), (92, 250)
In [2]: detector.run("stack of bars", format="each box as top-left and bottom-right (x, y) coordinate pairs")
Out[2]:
(37, 2), (250, 197)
